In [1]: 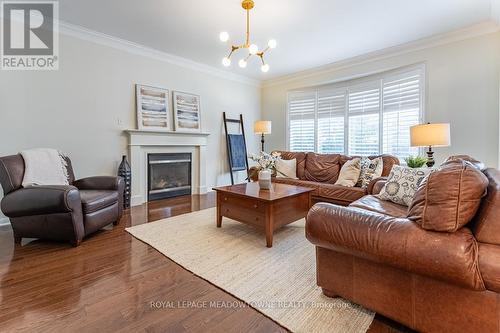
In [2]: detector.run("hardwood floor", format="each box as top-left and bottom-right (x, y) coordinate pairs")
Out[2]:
(0, 193), (411, 333)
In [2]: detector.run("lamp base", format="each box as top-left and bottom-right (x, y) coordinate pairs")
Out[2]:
(261, 133), (265, 152)
(426, 146), (435, 168)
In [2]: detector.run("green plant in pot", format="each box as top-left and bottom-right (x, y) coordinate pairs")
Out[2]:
(404, 156), (428, 168)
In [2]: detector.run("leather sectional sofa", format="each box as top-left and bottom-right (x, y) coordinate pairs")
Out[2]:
(306, 156), (500, 332)
(270, 151), (399, 206)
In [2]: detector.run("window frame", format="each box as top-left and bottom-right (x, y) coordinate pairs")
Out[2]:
(285, 63), (426, 158)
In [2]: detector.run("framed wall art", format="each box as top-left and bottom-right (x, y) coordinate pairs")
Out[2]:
(173, 91), (201, 132)
(136, 84), (171, 131)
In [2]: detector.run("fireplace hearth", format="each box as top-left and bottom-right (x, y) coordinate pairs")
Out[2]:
(148, 153), (192, 201)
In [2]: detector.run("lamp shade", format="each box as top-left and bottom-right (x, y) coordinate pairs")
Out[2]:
(410, 123), (451, 147)
(254, 120), (272, 134)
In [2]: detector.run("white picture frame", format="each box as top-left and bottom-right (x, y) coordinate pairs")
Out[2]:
(136, 84), (171, 131)
(173, 91), (201, 132)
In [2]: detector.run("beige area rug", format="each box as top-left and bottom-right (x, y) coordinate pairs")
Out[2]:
(126, 208), (374, 333)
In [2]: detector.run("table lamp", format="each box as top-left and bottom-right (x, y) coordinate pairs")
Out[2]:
(254, 120), (272, 152)
(410, 123), (451, 167)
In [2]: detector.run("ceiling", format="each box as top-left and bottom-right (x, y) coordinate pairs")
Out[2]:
(58, 0), (496, 81)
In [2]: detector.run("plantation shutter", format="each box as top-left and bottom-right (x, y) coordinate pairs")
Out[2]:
(347, 82), (380, 156)
(317, 88), (345, 154)
(382, 70), (422, 160)
(288, 91), (316, 152)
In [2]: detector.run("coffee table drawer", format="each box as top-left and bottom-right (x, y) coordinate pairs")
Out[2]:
(219, 195), (267, 213)
(220, 202), (265, 227)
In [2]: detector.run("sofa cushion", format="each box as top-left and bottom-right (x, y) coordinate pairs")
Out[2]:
(357, 157), (383, 188)
(408, 160), (488, 232)
(273, 151), (306, 179)
(275, 158), (298, 179)
(335, 158), (361, 187)
(341, 154), (400, 177)
(318, 184), (366, 203)
(80, 190), (119, 214)
(272, 178), (322, 196)
(306, 203), (485, 290)
(350, 195), (407, 218)
(304, 153), (340, 184)
(378, 165), (430, 206)
(444, 155), (486, 171)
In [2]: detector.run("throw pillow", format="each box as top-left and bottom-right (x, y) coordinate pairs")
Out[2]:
(443, 155), (486, 171)
(334, 158), (361, 187)
(378, 165), (430, 206)
(275, 158), (298, 179)
(357, 157), (383, 188)
(304, 153), (341, 184)
(407, 160), (489, 232)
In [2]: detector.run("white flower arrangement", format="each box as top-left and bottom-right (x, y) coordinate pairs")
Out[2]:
(250, 151), (281, 170)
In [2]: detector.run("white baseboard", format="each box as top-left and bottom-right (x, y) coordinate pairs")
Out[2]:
(0, 217), (10, 226)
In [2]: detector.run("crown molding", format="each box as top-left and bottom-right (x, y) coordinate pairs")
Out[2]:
(58, 21), (261, 87)
(262, 21), (500, 89)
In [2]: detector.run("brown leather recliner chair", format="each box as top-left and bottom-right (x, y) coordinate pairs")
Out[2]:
(0, 154), (125, 246)
(306, 157), (500, 332)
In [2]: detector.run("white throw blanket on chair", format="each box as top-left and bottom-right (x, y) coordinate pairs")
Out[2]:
(21, 148), (69, 186)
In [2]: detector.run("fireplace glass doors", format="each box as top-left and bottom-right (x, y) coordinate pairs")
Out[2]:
(148, 153), (192, 201)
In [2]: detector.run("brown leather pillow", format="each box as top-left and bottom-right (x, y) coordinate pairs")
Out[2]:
(408, 160), (488, 232)
(304, 153), (340, 184)
(443, 155), (486, 171)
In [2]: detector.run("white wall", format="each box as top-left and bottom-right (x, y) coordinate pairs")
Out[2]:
(0, 31), (261, 223)
(262, 30), (500, 168)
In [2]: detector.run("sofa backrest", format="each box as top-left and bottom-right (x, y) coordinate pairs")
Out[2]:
(0, 154), (75, 194)
(473, 168), (500, 245)
(274, 151), (400, 181)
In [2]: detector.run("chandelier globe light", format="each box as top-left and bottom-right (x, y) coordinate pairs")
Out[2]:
(219, 0), (276, 73)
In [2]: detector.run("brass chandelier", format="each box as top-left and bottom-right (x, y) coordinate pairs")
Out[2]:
(219, 0), (276, 72)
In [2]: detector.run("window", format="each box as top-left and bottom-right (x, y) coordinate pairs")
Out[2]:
(288, 91), (316, 152)
(287, 66), (423, 160)
(317, 89), (345, 153)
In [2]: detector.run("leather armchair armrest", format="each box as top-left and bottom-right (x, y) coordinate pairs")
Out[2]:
(1, 185), (81, 218)
(73, 176), (123, 191)
(367, 177), (388, 195)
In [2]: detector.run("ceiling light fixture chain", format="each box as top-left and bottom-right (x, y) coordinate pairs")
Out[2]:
(219, 0), (276, 73)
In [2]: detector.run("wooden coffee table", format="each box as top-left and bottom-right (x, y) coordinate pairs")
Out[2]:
(212, 182), (314, 247)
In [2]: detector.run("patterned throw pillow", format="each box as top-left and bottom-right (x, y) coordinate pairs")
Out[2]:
(357, 157), (383, 188)
(378, 165), (431, 206)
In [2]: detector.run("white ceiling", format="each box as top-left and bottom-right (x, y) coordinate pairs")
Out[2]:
(58, 0), (496, 80)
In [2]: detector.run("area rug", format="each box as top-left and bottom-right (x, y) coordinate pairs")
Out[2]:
(126, 208), (374, 332)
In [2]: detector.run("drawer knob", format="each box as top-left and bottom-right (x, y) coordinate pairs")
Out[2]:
(224, 197), (228, 201)
(253, 204), (258, 208)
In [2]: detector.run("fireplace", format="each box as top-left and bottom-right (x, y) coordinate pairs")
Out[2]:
(148, 153), (192, 201)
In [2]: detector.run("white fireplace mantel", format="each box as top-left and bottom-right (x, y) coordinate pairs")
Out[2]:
(125, 129), (210, 206)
